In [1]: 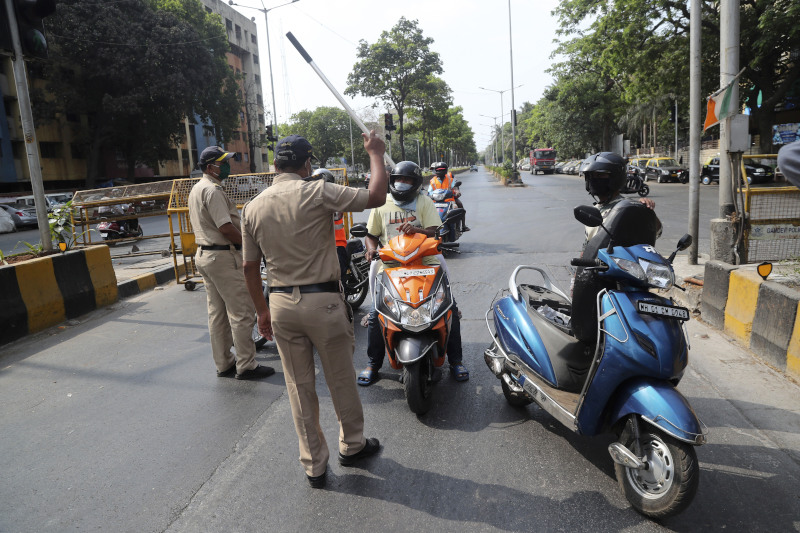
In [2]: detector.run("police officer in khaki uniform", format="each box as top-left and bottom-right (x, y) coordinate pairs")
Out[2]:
(242, 132), (388, 488)
(189, 146), (275, 380)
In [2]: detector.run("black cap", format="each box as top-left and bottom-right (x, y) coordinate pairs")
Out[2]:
(199, 146), (234, 166)
(275, 134), (317, 163)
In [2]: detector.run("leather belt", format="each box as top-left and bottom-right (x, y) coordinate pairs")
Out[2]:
(269, 281), (340, 294)
(200, 244), (241, 251)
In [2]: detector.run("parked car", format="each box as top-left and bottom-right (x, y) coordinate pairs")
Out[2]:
(470, 165), (478, 172)
(0, 206), (16, 233)
(644, 157), (688, 183)
(0, 204), (38, 229)
(626, 157), (650, 180)
(563, 160), (582, 175)
(517, 159), (531, 171)
(700, 156), (775, 185)
(553, 161), (567, 173)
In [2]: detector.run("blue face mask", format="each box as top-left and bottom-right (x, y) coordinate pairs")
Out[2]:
(394, 182), (413, 191)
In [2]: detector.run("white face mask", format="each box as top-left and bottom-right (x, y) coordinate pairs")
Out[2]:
(394, 182), (413, 191)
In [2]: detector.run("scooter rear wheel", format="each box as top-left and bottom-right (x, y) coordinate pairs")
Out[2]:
(615, 425), (699, 519)
(637, 185), (650, 197)
(403, 359), (433, 415)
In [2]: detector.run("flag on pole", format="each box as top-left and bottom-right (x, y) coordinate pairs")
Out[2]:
(703, 69), (745, 130)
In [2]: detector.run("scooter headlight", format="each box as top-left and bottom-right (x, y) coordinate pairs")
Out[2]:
(382, 293), (400, 318)
(638, 259), (674, 289)
(612, 257), (646, 281)
(428, 279), (451, 319)
(398, 302), (432, 327)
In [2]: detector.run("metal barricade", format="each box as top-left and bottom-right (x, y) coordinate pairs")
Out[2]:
(741, 155), (800, 262)
(71, 181), (173, 254)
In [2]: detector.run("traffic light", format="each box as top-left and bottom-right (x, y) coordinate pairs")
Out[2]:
(12, 0), (56, 60)
(1, 12), (12, 55)
(384, 113), (395, 131)
(266, 124), (277, 142)
(669, 106), (676, 123)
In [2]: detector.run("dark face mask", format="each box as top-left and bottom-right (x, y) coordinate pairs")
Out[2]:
(217, 161), (231, 181)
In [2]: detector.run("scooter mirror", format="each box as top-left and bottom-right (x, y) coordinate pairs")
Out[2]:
(574, 205), (603, 227)
(443, 208), (465, 223)
(677, 233), (693, 251)
(454, 180), (462, 188)
(349, 223), (368, 238)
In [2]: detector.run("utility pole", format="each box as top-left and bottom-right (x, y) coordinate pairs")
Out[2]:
(688, 0), (702, 264)
(4, 0), (53, 251)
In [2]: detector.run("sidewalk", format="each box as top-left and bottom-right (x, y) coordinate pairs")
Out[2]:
(106, 236), (185, 297)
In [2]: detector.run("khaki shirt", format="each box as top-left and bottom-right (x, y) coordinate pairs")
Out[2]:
(241, 173), (370, 287)
(188, 174), (239, 246)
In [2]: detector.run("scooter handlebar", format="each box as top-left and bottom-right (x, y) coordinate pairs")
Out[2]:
(571, 257), (603, 267)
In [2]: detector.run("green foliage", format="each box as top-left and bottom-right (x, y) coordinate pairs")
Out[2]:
(39, 0), (242, 184)
(285, 107), (356, 168)
(346, 17), (443, 161)
(48, 201), (83, 250)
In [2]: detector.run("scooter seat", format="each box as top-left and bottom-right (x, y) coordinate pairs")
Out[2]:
(520, 285), (591, 393)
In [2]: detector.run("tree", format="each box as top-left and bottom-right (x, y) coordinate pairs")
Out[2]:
(346, 17), (443, 161)
(286, 107), (353, 168)
(406, 76), (452, 168)
(37, 0), (242, 184)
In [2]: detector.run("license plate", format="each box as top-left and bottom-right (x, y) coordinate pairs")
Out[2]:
(670, 172), (677, 177)
(637, 301), (689, 321)
(434, 203), (448, 209)
(390, 268), (435, 278)
(351, 251), (365, 260)
(100, 233), (108, 237)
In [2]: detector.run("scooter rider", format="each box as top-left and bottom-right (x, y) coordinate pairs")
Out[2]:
(572, 152), (661, 345)
(357, 161), (469, 385)
(429, 161), (469, 231)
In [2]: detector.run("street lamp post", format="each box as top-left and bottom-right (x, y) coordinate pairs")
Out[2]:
(229, 0), (299, 142)
(479, 85), (522, 165)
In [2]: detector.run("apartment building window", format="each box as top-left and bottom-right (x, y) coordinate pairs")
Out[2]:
(251, 34), (257, 45)
(235, 25), (241, 40)
(205, 6), (211, 13)
(256, 94), (263, 106)
(232, 131), (241, 140)
(255, 74), (260, 85)
(240, 111), (245, 122)
(258, 114), (264, 125)
(243, 153), (249, 163)
(39, 142), (62, 158)
(262, 153), (269, 163)
(226, 19), (232, 31)
(253, 54), (259, 64)
(203, 125), (214, 138)
(65, 113), (80, 123)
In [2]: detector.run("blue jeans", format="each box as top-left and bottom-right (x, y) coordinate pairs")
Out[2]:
(366, 302), (463, 370)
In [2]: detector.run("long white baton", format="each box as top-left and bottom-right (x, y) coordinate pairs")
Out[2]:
(286, 32), (395, 168)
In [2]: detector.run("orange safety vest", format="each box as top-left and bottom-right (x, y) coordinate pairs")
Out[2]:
(333, 212), (347, 247)
(430, 172), (455, 201)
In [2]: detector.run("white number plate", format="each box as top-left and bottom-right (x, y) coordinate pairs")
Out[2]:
(390, 268), (435, 278)
(100, 233), (108, 237)
(637, 301), (689, 321)
(434, 203), (449, 209)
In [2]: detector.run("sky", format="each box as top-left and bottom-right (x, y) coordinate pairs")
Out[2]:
(227, 0), (563, 156)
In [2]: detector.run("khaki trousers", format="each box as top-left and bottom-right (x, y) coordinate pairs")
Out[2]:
(195, 249), (257, 374)
(270, 290), (366, 477)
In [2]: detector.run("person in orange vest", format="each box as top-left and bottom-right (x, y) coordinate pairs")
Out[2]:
(428, 161), (469, 231)
(313, 168), (349, 283)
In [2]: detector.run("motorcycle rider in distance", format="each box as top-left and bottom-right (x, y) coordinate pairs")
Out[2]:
(357, 161), (469, 385)
(572, 152), (661, 345)
(428, 161), (469, 232)
(312, 168), (349, 284)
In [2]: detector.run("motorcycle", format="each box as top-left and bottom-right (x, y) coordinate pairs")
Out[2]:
(96, 219), (143, 243)
(483, 203), (705, 519)
(429, 180), (463, 254)
(621, 173), (650, 197)
(350, 208), (465, 414)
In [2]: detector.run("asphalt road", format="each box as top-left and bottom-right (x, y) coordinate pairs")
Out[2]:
(2, 168), (799, 532)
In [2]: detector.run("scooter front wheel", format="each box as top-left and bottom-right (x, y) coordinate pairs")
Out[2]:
(637, 184), (649, 197)
(501, 377), (532, 407)
(615, 426), (699, 519)
(403, 359), (433, 415)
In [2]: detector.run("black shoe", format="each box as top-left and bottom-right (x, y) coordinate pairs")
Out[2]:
(216, 364), (236, 377)
(462, 226), (470, 232)
(339, 438), (381, 466)
(306, 470), (327, 489)
(235, 364), (276, 380)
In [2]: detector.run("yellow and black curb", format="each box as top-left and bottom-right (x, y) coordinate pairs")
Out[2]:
(702, 260), (800, 378)
(0, 246), (117, 346)
(117, 263), (186, 300)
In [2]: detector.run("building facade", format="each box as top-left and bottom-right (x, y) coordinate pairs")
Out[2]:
(0, 1), (266, 190)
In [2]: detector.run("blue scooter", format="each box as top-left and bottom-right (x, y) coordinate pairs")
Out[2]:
(484, 204), (706, 519)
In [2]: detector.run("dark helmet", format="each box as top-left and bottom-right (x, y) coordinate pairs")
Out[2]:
(312, 167), (336, 183)
(581, 152), (627, 197)
(389, 161), (424, 203)
(432, 161), (448, 177)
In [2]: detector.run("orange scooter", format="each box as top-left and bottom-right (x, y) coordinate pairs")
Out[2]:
(351, 208), (464, 414)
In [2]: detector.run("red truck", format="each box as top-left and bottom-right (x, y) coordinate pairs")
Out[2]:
(530, 148), (557, 175)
